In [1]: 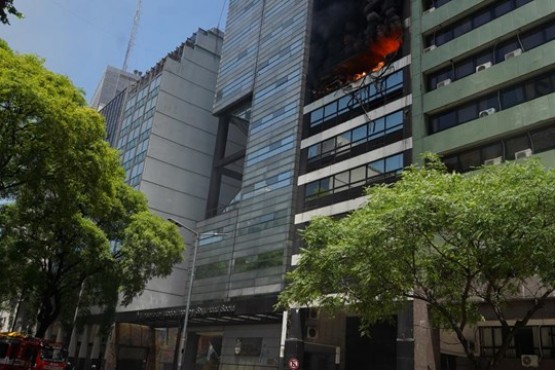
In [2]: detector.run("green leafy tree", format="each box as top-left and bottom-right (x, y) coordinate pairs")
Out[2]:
(279, 156), (555, 370)
(0, 0), (21, 24)
(0, 40), (184, 337)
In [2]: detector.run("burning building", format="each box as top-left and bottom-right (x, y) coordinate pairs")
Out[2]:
(308, 0), (404, 98)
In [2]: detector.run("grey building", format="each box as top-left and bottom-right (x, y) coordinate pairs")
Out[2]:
(71, 28), (224, 370)
(90, 66), (139, 110)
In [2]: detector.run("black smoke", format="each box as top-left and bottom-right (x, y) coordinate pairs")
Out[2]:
(308, 0), (403, 98)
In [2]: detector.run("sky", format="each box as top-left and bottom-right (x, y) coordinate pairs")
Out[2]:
(0, 0), (228, 102)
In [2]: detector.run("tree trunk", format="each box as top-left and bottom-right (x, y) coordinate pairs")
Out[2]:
(35, 290), (61, 338)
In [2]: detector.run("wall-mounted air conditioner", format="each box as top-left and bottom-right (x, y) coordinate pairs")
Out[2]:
(424, 44), (437, 53)
(521, 354), (540, 367)
(515, 148), (533, 160)
(306, 326), (319, 339)
(436, 78), (452, 88)
(479, 108), (496, 118)
(476, 61), (492, 72)
(484, 156), (502, 166)
(423, 6), (436, 14)
(504, 48), (522, 60)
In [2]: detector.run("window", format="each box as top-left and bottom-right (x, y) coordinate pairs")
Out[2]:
(305, 153), (405, 201)
(307, 70), (404, 129)
(442, 122), (555, 173)
(306, 110), (406, 165)
(424, 0), (532, 48)
(196, 261), (228, 279)
(427, 15), (555, 91)
(480, 326), (539, 358)
(234, 249), (283, 273)
(429, 69), (555, 134)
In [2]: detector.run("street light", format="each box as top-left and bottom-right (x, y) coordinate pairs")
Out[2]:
(168, 218), (199, 370)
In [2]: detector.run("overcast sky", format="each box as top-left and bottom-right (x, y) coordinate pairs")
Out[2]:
(0, 0), (228, 101)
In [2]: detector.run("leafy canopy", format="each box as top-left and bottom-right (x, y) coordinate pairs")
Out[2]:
(0, 1), (21, 25)
(0, 39), (184, 337)
(279, 156), (555, 369)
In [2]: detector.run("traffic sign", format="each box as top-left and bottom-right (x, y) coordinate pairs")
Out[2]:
(288, 357), (300, 370)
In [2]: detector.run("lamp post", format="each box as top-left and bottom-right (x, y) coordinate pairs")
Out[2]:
(168, 218), (199, 370)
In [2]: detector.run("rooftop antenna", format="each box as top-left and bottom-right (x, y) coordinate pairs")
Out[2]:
(122, 0), (142, 72)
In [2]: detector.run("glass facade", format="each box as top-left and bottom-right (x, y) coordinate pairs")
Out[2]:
(116, 74), (161, 187)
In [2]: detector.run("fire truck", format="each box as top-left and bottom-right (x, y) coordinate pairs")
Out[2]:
(0, 332), (70, 370)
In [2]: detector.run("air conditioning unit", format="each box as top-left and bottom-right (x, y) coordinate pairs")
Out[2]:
(521, 354), (540, 367)
(484, 156), (502, 166)
(423, 6), (436, 14)
(436, 78), (452, 88)
(424, 44), (437, 53)
(306, 326), (319, 339)
(504, 48), (522, 60)
(479, 108), (496, 118)
(515, 148), (533, 160)
(476, 62), (493, 72)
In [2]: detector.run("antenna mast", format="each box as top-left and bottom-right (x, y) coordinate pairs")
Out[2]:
(122, 0), (142, 72)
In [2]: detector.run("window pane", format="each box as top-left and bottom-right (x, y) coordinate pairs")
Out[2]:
(455, 60), (474, 79)
(505, 135), (531, 159)
(482, 143), (503, 161)
(370, 118), (385, 136)
(324, 103), (336, 119)
(310, 109), (324, 125)
(531, 126), (555, 152)
(545, 23), (555, 42)
(386, 71), (403, 89)
(459, 149), (481, 171)
(338, 96), (350, 114)
(338, 131), (352, 148)
(308, 144), (320, 159)
(386, 111), (403, 128)
(437, 110), (457, 131)
(458, 103), (478, 124)
(521, 29), (544, 50)
(334, 171), (349, 190)
(385, 154), (404, 172)
(352, 125), (367, 142)
(368, 159), (385, 176)
(321, 138), (335, 155)
(350, 166), (366, 187)
(443, 155), (459, 172)
(453, 18), (472, 38)
(473, 9), (492, 28)
(501, 86), (525, 109)
(533, 76), (553, 98)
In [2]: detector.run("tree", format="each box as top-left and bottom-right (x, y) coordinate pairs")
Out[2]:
(0, 39), (185, 337)
(279, 156), (555, 370)
(0, 1), (21, 25)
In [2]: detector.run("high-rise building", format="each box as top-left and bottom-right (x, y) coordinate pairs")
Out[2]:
(183, 1), (413, 369)
(69, 28), (224, 370)
(90, 66), (139, 110)
(411, 1), (555, 369)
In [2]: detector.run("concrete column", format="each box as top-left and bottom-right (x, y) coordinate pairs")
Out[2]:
(77, 325), (90, 370)
(413, 300), (440, 370)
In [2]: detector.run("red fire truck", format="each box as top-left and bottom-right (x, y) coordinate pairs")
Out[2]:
(0, 332), (70, 370)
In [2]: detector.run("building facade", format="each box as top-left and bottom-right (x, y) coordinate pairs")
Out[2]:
(90, 66), (139, 111)
(66, 28), (224, 370)
(411, 0), (555, 369)
(184, 0), (414, 369)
